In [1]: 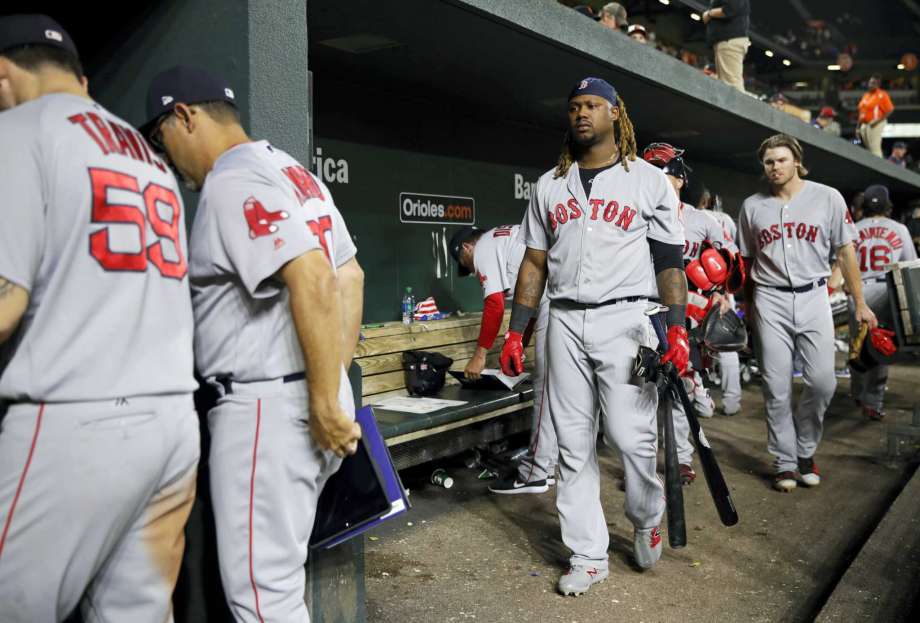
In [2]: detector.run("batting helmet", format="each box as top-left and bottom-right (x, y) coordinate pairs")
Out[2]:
(701, 306), (748, 352)
(642, 142), (692, 183)
(848, 325), (899, 373)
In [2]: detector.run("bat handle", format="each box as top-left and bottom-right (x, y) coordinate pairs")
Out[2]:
(650, 311), (669, 350)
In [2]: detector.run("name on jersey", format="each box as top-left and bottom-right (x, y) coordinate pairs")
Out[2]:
(858, 226), (903, 249)
(548, 198), (637, 233)
(514, 174), (535, 200)
(756, 222), (820, 249)
(684, 241), (702, 258)
(312, 147), (349, 185)
(68, 112), (166, 173)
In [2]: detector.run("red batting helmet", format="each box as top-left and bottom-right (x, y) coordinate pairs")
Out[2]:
(643, 142), (692, 183)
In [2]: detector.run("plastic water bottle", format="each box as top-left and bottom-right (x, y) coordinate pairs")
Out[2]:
(402, 287), (415, 325)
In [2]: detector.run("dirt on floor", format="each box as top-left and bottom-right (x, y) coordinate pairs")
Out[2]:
(364, 357), (919, 623)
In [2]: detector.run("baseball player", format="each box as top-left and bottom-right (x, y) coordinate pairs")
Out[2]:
(642, 143), (739, 485)
(0, 16), (199, 622)
(449, 225), (557, 493)
(142, 65), (363, 622)
(738, 134), (877, 493)
(702, 192), (744, 416)
(501, 77), (689, 596)
(850, 184), (917, 420)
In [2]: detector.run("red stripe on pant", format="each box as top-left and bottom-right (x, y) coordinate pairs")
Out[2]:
(248, 399), (266, 623)
(0, 403), (45, 561)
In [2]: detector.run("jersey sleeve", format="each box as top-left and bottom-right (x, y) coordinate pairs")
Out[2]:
(522, 181), (550, 251)
(646, 168), (684, 244)
(704, 213), (736, 252)
(828, 188), (858, 249)
(0, 114), (45, 291)
(474, 239), (506, 299)
(209, 171), (323, 298)
(737, 201), (754, 258)
(900, 224), (918, 261)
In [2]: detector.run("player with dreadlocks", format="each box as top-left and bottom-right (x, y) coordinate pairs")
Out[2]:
(501, 77), (688, 595)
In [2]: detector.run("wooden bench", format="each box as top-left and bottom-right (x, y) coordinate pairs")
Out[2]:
(354, 312), (537, 469)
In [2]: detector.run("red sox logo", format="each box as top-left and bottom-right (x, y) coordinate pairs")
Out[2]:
(243, 196), (289, 239)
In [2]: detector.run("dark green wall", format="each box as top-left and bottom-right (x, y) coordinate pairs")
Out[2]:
(314, 137), (545, 323)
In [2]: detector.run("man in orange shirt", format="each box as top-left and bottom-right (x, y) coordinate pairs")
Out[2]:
(857, 76), (895, 157)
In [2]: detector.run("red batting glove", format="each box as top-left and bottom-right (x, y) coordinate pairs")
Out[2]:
(660, 325), (691, 376)
(500, 331), (525, 376)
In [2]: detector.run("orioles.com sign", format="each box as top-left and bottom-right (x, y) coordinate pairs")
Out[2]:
(399, 192), (475, 225)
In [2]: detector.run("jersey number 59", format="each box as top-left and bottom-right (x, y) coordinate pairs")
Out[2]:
(87, 168), (187, 279)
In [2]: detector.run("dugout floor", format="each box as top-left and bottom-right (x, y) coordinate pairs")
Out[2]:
(364, 357), (919, 623)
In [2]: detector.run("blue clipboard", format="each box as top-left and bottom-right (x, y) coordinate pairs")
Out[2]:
(309, 406), (411, 549)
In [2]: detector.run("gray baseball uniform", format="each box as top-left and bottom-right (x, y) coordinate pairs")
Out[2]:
(190, 140), (356, 622)
(522, 158), (683, 570)
(672, 204), (736, 464)
(849, 216), (917, 410)
(739, 180), (857, 473)
(705, 209), (743, 414)
(0, 94), (199, 623)
(474, 225), (555, 483)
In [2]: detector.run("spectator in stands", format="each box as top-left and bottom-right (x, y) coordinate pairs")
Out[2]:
(599, 2), (627, 32)
(573, 5), (599, 20)
(814, 106), (841, 136)
(857, 76), (895, 157)
(703, 0), (751, 92)
(628, 24), (648, 44)
(888, 141), (909, 167)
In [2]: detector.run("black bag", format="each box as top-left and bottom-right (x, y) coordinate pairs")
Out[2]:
(402, 350), (454, 396)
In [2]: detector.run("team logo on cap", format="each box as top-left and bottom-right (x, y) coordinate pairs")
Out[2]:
(579, 79), (589, 89)
(161, 95), (174, 106)
(44, 29), (63, 42)
(224, 88), (235, 99)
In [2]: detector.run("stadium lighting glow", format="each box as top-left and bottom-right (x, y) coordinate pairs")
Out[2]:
(764, 50), (774, 57)
(659, 0), (670, 5)
(897, 63), (906, 70)
(690, 12), (701, 21)
(827, 64), (841, 71)
(782, 59), (792, 67)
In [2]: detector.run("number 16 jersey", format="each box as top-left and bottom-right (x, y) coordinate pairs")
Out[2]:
(0, 94), (196, 402)
(854, 216), (917, 279)
(189, 141), (356, 382)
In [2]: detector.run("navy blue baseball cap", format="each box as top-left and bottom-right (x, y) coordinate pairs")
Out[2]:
(569, 77), (618, 105)
(449, 226), (482, 277)
(140, 65), (238, 138)
(863, 184), (892, 212)
(0, 14), (78, 57)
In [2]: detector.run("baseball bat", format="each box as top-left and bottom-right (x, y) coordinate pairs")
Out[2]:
(650, 314), (739, 527)
(651, 312), (686, 548)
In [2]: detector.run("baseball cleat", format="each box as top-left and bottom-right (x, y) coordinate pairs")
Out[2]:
(679, 464), (696, 485)
(488, 477), (549, 495)
(797, 457), (821, 487)
(773, 471), (797, 492)
(633, 526), (662, 569)
(722, 404), (741, 416)
(557, 565), (608, 596)
(863, 406), (885, 421)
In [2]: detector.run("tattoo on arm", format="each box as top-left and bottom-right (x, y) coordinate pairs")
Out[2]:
(513, 249), (548, 309)
(656, 267), (688, 306)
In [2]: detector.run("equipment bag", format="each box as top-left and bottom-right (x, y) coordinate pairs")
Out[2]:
(402, 350), (454, 396)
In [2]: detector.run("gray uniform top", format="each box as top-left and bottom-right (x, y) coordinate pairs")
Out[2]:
(738, 181), (857, 288)
(474, 224), (526, 299)
(522, 159), (683, 303)
(0, 94), (196, 402)
(680, 203), (737, 261)
(855, 216), (917, 279)
(190, 141), (356, 381)
(708, 210), (738, 245)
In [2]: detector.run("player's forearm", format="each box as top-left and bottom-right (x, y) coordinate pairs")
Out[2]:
(656, 267), (688, 326)
(0, 278), (29, 344)
(337, 258), (364, 369)
(837, 243), (866, 305)
(281, 251), (345, 412)
(512, 249), (548, 310)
